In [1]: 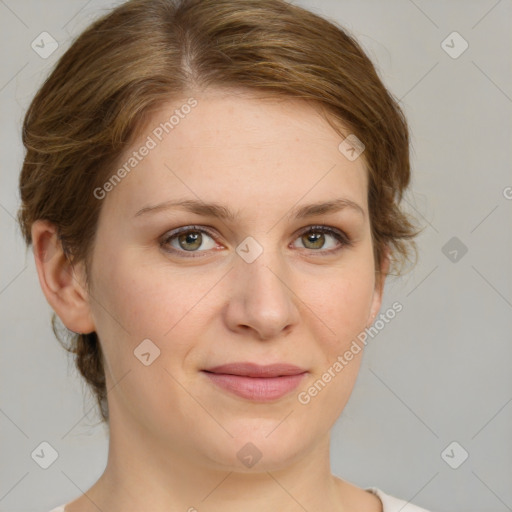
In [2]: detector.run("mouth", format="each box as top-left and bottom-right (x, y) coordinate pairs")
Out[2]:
(201, 362), (308, 402)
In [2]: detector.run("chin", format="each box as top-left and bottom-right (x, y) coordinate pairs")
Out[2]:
(198, 422), (311, 473)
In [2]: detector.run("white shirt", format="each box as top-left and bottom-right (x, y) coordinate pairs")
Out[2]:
(367, 487), (433, 511)
(46, 487), (433, 511)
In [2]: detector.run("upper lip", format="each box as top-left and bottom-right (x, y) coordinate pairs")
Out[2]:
(203, 362), (307, 378)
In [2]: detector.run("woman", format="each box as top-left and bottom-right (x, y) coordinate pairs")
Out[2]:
(18, 0), (430, 510)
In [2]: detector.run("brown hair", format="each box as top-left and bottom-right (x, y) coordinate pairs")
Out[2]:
(18, 0), (421, 424)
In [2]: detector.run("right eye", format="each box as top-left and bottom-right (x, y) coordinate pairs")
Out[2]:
(160, 226), (221, 257)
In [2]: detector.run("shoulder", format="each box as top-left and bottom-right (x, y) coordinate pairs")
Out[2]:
(366, 487), (434, 512)
(47, 489), (435, 512)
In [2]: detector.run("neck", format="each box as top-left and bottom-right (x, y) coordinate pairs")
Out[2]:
(79, 409), (352, 512)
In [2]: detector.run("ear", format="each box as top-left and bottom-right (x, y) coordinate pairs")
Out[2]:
(366, 245), (391, 327)
(31, 220), (95, 334)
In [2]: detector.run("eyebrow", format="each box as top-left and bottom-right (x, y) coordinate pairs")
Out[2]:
(134, 197), (365, 220)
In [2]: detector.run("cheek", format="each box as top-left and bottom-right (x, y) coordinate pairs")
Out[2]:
(88, 248), (223, 357)
(304, 263), (376, 354)
(87, 255), (204, 422)
(295, 271), (373, 429)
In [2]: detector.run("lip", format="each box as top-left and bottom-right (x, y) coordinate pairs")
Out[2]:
(202, 362), (308, 402)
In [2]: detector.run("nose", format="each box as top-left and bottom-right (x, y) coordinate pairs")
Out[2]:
(223, 246), (301, 340)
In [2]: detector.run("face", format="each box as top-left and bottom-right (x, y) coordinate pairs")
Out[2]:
(85, 88), (385, 470)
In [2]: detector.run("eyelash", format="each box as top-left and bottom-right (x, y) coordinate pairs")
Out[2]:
(159, 224), (353, 258)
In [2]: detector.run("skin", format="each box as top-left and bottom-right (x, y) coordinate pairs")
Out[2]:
(32, 88), (389, 512)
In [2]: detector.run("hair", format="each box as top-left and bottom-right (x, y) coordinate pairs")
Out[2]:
(17, 0), (422, 424)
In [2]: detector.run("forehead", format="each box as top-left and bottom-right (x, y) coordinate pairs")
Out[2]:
(101, 89), (369, 221)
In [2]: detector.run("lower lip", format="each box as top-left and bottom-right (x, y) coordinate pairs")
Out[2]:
(202, 371), (307, 401)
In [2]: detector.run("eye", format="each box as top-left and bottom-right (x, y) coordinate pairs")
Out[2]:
(160, 226), (219, 256)
(160, 224), (352, 258)
(291, 225), (352, 254)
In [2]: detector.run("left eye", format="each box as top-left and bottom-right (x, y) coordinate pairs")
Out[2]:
(292, 226), (347, 251)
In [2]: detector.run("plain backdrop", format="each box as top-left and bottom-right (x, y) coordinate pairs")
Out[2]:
(1, 1), (511, 511)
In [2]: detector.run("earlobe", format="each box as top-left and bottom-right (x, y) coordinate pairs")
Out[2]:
(376, 245), (391, 295)
(31, 220), (96, 334)
(367, 246), (391, 327)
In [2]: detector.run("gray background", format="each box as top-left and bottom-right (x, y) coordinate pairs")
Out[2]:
(1, 1), (511, 511)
